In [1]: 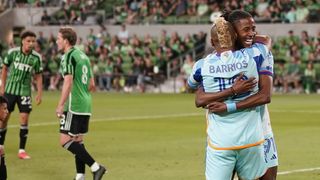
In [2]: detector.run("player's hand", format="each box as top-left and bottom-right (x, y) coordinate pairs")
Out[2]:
(232, 74), (257, 95)
(207, 102), (227, 113)
(56, 105), (64, 118)
(35, 94), (42, 105)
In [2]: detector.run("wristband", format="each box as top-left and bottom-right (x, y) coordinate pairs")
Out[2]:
(226, 102), (237, 113)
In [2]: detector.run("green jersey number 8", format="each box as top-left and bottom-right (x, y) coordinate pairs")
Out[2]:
(81, 65), (88, 84)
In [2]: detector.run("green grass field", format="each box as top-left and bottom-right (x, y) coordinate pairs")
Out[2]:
(4, 92), (320, 180)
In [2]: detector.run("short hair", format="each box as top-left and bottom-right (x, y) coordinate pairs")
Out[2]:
(211, 17), (236, 49)
(59, 27), (77, 46)
(0, 96), (8, 105)
(221, 10), (253, 25)
(20, 30), (36, 40)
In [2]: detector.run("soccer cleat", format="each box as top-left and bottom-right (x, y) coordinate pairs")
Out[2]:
(18, 151), (31, 159)
(93, 165), (107, 180)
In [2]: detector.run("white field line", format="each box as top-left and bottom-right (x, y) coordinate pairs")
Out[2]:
(7, 112), (203, 128)
(278, 167), (320, 175)
(233, 167), (320, 179)
(271, 109), (320, 113)
(7, 109), (320, 128)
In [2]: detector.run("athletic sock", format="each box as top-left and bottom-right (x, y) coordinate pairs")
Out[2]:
(75, 173), (85, 180)
(63, 140), (95, 167)
(0, 155), (7, 180)
(19, 125), (28, 150)
(0, 128), (7, 145)
(75, 143), (86, 174)
(90, 162), (99, 172)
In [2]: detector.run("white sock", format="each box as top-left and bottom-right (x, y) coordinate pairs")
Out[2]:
(75, 173), (85, 180)
(91, 162), (99, 172)
(19, 149), (25, 153)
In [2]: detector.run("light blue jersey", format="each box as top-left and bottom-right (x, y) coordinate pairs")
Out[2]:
(188, 43), (273, 150)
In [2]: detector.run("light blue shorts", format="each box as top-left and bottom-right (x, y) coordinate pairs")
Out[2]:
(264, 136), (279, 168)
(205, 144), (267, 180)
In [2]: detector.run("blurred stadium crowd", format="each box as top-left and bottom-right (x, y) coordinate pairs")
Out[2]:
(0, 0), (319, 93)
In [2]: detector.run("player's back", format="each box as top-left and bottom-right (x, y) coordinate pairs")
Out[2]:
(62, 47), (92, 115)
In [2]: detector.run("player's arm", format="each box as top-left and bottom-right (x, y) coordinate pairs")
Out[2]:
(0, 65), (8, 95)
(236, 74), (272, 109)
(34, 73), (43, 105)
(56, 75), (73, 117)
(207, 75), (272, 113)
(89, 77), (95, 92)
(195, 74), (257, 108)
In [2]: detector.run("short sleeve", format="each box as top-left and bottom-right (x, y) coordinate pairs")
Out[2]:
(187, 59), (204, 89)
(34, 55), (43, 74)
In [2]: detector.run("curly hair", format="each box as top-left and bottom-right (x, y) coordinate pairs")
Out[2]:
(211, 17), (236, 49)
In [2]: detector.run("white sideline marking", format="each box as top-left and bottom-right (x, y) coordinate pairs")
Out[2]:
(8, 113), (203, 128)
(278, 167), (320, 175)
(7, 109), (320, 128)
(272, 110), (320, 114)
(233, 167), (320, 179)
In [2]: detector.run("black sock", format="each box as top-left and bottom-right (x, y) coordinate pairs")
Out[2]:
(75, 143), (86, 174)
(19, 125), (29, 150)
(0, 155), (7, 180)
(0, 129), (7, 145)
(63, 141), (95, 167)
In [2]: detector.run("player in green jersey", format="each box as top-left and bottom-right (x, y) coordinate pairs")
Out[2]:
(55, 27), (106, 180)
(0, 30), (43, 160)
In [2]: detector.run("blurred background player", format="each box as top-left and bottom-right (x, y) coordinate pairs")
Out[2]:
(0, 96), (9, 180)
(55, 27), (106, 180)
(0, 30), (43, 160)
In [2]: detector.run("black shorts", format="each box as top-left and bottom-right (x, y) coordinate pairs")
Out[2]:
(4, 93), (32, 113)
(59, 111), (90, 136)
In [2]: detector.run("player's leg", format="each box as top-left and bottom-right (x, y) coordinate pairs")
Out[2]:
(206, 146), (236, 180)
(73, 135), (86, 180)
(0, 154), (7, 180)
(260, 136), (278, 180)
(17, 96), (32, 159)
(236, 144), (267, 180)
(60, 112), (106, 180)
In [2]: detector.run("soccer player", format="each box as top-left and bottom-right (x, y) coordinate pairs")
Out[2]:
(0, 96), (9, 180)
(195, 10), (278, 180)
(55, 27), (106, 180)
(188, 17), (271, 180)
(0, 30), (43, 160)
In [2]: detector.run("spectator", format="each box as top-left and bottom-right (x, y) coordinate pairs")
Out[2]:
(296, 2), (309, 22)
(180, 54), (194, 92)
(285, 6), (297, 23)
(40, 10), (51, 25)
(303, 62), (317, 94)
(117, 24), (129, 43)
(273, 62), (285, 92)
(283, 56), (302, 93)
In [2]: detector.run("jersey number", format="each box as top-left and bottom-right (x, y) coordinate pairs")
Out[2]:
(81, 65), (88, 84)
(21, 96), (31, 105)
(214, 74), (250, 98)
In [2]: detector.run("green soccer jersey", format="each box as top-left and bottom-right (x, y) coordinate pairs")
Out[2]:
(60, 47), (93, 115)
(3, 47), (43, 96)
